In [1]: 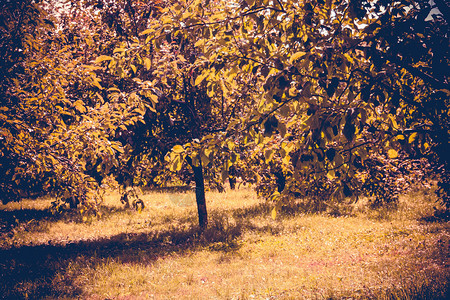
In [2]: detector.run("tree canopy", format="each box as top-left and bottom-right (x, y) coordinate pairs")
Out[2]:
(1, 0), (448, 228)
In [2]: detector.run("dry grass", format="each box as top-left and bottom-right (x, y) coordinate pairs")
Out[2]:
(0, 188), (448, 299)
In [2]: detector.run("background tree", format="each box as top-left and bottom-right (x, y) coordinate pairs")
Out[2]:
(0, 0), (135, 212)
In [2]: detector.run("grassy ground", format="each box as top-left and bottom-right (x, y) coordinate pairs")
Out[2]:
(0, 188), (448, 299)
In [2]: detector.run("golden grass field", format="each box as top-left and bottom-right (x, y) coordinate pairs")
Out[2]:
(0, 187), (448, 299)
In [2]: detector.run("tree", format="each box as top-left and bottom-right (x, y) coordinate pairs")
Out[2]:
(0, 0), (134, 213)
(2, 0), (447, 231)
(69, 0), (249, 229)
(0, 0), (235, 229)
(141, 0), (449, 210)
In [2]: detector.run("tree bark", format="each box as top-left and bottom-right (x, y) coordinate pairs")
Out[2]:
(229, 176), (236, 190)
(228, 165), (236, 190)
(186, 156), (208, 230)
(68, 196), (79, 209)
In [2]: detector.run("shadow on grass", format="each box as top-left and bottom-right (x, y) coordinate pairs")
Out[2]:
(0, 205), (109, 237)
(420, 209), (450, 223)
(0, 209), (56, 236)
(0, 201), (283, 299)
(2, 196), (447, 299)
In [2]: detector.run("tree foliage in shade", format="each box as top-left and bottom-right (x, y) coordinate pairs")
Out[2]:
(0, 0), (134, 211)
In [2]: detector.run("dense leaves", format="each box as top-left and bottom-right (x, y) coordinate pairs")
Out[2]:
(141, 0), (448, 209)
(0, 1), (131, 211)
(1, 0), (449, 228)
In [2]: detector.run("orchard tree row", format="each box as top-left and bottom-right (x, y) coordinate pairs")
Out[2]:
(1, 0), (448, 229)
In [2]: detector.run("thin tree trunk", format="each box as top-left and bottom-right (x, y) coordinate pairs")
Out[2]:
(229, 176), (236, 190)
(186, 156), (208, 230)
(69, 197), (78, 209)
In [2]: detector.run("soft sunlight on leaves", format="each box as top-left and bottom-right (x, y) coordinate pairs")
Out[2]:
(1, 0), (448, 238)
(388, 149), (398, 159)
(289, 51), (307, 64)
(172, 145), (185, 154)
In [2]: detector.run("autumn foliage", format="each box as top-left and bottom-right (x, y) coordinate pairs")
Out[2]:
(1, 0), (448, 227)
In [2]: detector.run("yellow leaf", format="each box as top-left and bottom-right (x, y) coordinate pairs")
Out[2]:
(194, 72), (208, 86)
(194, 39), (205, 47)
(108, 87), (121, 92)
(200, 152), (210, 166)
(271, 198), (282, 220)
(140, 28), (154, 35)
(94, 55), (113, 63)
(131, 64), (137, 74)
(290, 51), (307, 63)
(204, 148), (212, 158)
(182, 11), (192, 19)
(73, 100), (86, 113)
(271, 207), (277, 220)
(387, 149), (398, 159)
(227, 140), (235, 151)
(113, 48), (126, 54)
(48, 155), (58, 165)
(149, 105), (157, 113)
(144, 58), (151, 70)
(111, 143), (124, 153)
(344, 53), (354, 63)
(170, 156), (182, 172)
(327, 170), (335, 180)
(92, 78), (103, 90)
(409, 132), (418, 144)
(149, 93), (158, 104)
(172, 145), (185, 153)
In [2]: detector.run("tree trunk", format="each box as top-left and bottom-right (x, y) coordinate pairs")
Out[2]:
(228, 165), (236, 190)
(186, 156), (208, 230)
(229, 176), (236, 190)
(69, 196), (78, 209)
(274, 170), (286, 192)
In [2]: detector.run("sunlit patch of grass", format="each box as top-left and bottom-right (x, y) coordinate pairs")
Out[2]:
(1, 187), (448, 299)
